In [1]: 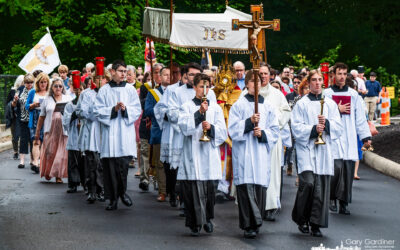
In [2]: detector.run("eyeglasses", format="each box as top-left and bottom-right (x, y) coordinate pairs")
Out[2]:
(117, 70), (127, 74)
(235, 69), (244, 72)
(53, 84), (63, 89)
(294, 81), (301, 84)
(283, 71), (290, 74)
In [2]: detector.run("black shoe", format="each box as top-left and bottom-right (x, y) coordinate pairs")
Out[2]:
(329, 200), (337, 212)
(169, 198), (178, 207)
(190, 226), (201, 236)
(298, 223), (309, 234)
(18, 164), (25, 169)
(13, 153), (18, 160)
(84, 187), (89, 195)
(96, 191), (105, 202)
(106, 200), (118, 211)
(264, 210), (276, 221)
(87, 193), (96, 204)
(310, 226), (323, 237)
(67, 187), (77, 193)
(31, 165), (39, 174)
(244, 229), (257, 239)
(203, 221), (214, 233)
(120, 193), (133, 207)
(139, 182), (149, 191)
(339, 203), (351, 215)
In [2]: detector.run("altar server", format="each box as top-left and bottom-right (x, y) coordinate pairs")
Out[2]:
(94, 60), (141, 211)
(291, 70), (343, 237)
(76, 70), (110, 203)
(63, 87), (84, 194)
(228, 70), (280, 238)
(154, 64), (186, 207)
(324, 63), (371, 215)
(177, 73), (227, 236)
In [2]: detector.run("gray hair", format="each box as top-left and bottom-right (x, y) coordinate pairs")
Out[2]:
(127, 65), (136, 73)
(233, 61), (245, 69)
(153, 63), (164, 70)
(48, 77), (66, 97)
(350, 69), (358, 76)
(13, 75), (25, 90)
(86, 62), (95, 69)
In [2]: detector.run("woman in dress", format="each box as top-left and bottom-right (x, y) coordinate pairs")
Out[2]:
(34, 78), (72, 183)
(25, 72), (49, 173)
(11, 74), (35, 169)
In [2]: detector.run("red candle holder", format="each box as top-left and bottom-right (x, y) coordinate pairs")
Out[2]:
(95, 57), (105, 76)
(71, 70), (81, 89)
(320, 62), (329, 88)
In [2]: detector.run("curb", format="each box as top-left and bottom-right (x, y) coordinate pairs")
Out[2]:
(363, 151), (400, 181)
(0, 141), (12, 153)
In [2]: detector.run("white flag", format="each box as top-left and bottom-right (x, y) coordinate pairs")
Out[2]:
(18, 28), (61, 74)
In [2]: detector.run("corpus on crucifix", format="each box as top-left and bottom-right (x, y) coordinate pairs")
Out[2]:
(232, 4), (280, 124)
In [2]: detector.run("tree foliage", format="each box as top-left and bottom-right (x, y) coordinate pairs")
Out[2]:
(0, 0), (399, 81)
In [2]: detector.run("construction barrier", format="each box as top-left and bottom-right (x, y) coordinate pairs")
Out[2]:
(380, 87), (391, 125)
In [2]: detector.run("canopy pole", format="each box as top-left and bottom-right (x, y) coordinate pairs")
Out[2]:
(145, 0), (155, 88)
(170, 0), (174, 85)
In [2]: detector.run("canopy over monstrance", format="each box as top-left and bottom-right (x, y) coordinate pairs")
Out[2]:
(142, 6), (252, 54)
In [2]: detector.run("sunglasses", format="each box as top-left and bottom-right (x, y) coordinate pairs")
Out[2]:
(53, 84), (63, 89)
(25, 81), (34, 84)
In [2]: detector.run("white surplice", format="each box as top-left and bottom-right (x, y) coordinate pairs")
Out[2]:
(177, 99), (227, 180)
(228, 94), (280, 187)
(154, 82), (180, 164)
(93, 82), (141, 158)
(76, 89), (101, 153)
(168, 84), (217, 169)
(291, 94), (343, 175)
(63, 100), (79, 151)
(243, 84), (291, 210)
(323, 86), (371, 161)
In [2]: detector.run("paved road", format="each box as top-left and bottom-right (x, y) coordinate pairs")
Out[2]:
(0, 149), (399, 250)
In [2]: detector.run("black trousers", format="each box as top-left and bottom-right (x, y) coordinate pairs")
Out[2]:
(84, 151), (103, 194)
(164, 163), (178, 197)
(19, 121), (32, 155)
(330, 159), (355, 204)
(236, 184), (266, 230)
(67, 150), (85, 188)
(181, 180), (215, 229)
(102, 156), (132, 202)
(292, 171), (330, 228)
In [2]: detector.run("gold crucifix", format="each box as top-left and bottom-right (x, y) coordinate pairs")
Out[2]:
(232, 4), (280, 125)
(232, 4), (280, 67)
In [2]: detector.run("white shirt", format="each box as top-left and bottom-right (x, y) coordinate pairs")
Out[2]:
(40, 94), (72, 135)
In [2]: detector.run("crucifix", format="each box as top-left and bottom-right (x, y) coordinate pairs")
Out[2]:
(232, 4), (280, 125)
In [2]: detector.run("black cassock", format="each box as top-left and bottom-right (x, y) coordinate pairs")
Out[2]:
(102, 156), (132, 202)
(68, 150), (85, 188)
(84, 151), (103, 194)
(330, 159), (355, 205)
(236, 184), (267, 230)
(181, 180), (215, 229)
(292, 171), (330, 228)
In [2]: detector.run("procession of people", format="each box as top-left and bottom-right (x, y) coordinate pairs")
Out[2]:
(6, 55), (376, 239)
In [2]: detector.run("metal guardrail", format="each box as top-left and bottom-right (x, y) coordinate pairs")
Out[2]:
(0, 75), (19, 124)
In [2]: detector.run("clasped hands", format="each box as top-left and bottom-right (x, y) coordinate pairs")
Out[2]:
(114, 102), (126, 112)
